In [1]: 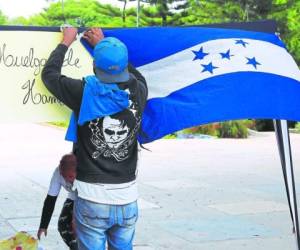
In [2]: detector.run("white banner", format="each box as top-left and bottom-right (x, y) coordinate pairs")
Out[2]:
(0, 28), (93, 122)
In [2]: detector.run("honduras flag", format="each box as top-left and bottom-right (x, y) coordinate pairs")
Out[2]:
(81, 24), (300, 144)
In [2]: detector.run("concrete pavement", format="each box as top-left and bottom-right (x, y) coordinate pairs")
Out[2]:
(0, 123), (300, 249)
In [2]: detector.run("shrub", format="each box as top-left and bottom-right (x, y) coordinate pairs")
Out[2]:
(254, 119), (297, 131)
(183, 120), (254, 138)
(164, 133), (177, 139)
(295, 122), (300, 133)
(253, 119), (274, 131)
(48, 121), (68, 128)
(218, 120), (249, 138)
(184, 123), (220, 137)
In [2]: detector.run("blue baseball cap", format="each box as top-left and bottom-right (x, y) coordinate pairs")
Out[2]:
(93, 37), (129, 83)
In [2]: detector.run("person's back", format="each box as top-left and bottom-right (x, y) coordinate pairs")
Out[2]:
(42, 27), (147, 250)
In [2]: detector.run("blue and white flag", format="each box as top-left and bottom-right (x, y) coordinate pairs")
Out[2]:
(82, 26), (300, 144)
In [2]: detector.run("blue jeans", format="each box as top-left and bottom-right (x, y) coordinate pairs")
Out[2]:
(74, 197), (138, 250)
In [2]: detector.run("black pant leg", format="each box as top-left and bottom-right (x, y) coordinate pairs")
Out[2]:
(58, 199), (78, 250)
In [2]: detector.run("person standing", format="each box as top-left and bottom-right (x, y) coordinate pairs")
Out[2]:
(42, 27), (148, 250)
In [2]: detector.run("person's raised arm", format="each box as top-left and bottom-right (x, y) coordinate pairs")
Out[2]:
(41, 27), (84, 111)
(82, 27), (104, 47)
(128, 64), (148, 107)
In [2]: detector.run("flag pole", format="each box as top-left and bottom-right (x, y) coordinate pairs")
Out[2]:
(136, 0), (140, 27)
(61, 0), (66, 24)
(274, 119), (300, 249)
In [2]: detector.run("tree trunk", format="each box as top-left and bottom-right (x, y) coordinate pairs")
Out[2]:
(122, 0), (127, 26)
(161, 1), (168, 26)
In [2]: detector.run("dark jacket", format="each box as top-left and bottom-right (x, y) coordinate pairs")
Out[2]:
(42, 44), (148, 184)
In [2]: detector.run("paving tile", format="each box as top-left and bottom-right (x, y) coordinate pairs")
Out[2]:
(133, 245), (155, 250)
(155, 215), (279, 243)
(34, 229), (69, 250)
(0, 217), (15, 238)
(208, 201), (289, 215)
(138, 198), (160, 210)
(7, 216), (59, 232)
(0, 192), (67, 219)
(194, 236), (296, 250)
(143, 179), (207, 190)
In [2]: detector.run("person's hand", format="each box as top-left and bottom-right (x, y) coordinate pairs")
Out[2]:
(83, 28), (104, 47)
(61, 27), (78, 47)
(37, 228), (47, 240)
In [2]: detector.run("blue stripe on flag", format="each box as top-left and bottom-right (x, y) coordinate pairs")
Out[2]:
(138, 72), (300, 144)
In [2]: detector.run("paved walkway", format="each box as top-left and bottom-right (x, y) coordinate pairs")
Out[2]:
(1, 123), (300, 250)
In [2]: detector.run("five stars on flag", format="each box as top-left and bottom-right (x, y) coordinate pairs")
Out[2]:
(192, 39), (261, 74)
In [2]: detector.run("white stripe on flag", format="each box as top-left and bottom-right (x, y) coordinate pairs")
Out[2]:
(138, 38), (300, 99)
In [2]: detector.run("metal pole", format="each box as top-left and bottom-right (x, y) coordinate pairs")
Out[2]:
(274, 120), (295, 232)
(277, 120), (300, 249)
(136, 0), (140, 27)
(61, 0), (66, 24)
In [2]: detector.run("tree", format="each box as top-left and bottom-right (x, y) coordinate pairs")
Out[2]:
(237, 0), (273, 20)
(10, 0), (125, 27)
(178, 0), (244, 25)
(270, 0), (300, 65)
(119, 0), (128, 25)
(144, 0), (189, 26)
(118, 0), (142, 26)
(203, 0), (273, 20)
